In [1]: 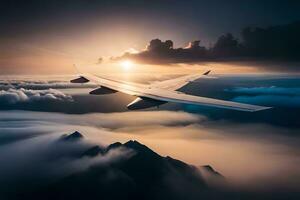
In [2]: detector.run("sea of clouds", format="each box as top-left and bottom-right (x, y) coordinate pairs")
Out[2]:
(0, 76), (300, 196)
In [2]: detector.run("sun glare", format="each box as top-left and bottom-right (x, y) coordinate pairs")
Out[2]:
(120, 60), (134, 70)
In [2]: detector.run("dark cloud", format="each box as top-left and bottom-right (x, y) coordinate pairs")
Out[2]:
(112, 38), (208, 64)
(240, 22), (300, 58)
(113, 22), (300, 70)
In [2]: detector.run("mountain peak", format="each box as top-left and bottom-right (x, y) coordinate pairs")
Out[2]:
(124, 140), (156, 153)
(61, 131), (84, 141)
(81, 145), (104, 157)
(124, 140), (139, 146)
(34, 136), (224, 199)
(123, 140), (162, 162)
(106, 142), (122, 151)
(201, 165), (222, 176)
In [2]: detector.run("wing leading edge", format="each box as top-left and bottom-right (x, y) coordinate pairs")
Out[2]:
(73, 73), (271, 112)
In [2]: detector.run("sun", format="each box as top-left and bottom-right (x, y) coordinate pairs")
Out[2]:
(120, 60), (134, 70)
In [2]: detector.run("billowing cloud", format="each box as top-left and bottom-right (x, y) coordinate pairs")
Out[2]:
(0, 132), (134, 198)
(0, 88), (73, 105)
(112, 22), (300, 72)
(111, 38), (208, 64)
(0, 80), (96, 90)
(227, 86), (300, 107)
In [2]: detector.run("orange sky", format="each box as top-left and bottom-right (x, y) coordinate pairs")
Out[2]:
(0, 34), (288, 76)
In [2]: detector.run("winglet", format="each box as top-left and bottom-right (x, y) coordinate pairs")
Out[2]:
(73, 64), (80, 74)
(203, 70), (211, 75)
(71, 64), (90, 83)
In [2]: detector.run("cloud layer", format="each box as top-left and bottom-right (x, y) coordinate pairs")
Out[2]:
(227, 86), (300, 96)
(0, 110), (202, 130)
(233, 95), (300, 107)
(1, 110), (300, 193)
(0, 88), (73, 105)
(227, 86), (300, 107)
(0, 79), (96, 90)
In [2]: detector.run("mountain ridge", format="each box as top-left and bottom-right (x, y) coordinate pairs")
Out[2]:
(23, 131), (224, 200)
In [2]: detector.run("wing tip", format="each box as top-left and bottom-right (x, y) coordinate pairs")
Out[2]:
(250, 106), (272, 112)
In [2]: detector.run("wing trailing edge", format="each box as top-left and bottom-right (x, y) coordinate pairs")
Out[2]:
(89, 86), (117, 95)
(127, 97), (166, 110)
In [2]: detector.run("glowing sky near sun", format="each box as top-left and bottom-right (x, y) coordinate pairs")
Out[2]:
(1, 1), (300, 74)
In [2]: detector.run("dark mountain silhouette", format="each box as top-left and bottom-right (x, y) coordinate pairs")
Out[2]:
(8, 132), (300, 200)
(81, 145), (104, 157)
(60, 131), (84, 141)
(24, 137), (224, 200)
(202, 165), (223, 177)
(106, 141), (123, 151)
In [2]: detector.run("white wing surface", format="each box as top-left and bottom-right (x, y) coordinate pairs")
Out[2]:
(76, 73), (271, 112)
(150, 70), (215, 90)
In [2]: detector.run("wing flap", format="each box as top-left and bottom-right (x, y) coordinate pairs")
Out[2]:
(70, 76), (90, 83)
(89, 86), (117, 95)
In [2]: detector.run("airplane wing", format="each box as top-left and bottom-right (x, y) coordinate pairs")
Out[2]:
(71, 72), (271, 112)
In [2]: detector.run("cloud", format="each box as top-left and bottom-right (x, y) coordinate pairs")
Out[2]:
(227, 86), (300, 96)
(0, 80), (96, 90)
(233, 95), (300, 107)
(111, 38), (208, 64)
(0, 110), (202, 198)
(0, 110), (203, 130)
(0, 128), (134, 198)
(111, 22), (300, 72)
(1, 110), (300, 194)
(227, 86), (300, 107)
(0, 79), (111, 113)
(0, 88), (73, 105)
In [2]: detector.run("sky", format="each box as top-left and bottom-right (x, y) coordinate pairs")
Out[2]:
(1, 0), (300, 74)
(1, 1), (300, 198)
